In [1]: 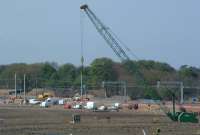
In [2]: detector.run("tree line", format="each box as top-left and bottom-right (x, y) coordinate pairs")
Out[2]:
(0, 58), (117, 89)
(0, 57), (200, 99)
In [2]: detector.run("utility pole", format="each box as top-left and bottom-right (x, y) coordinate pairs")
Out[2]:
(124, 81), (127, 102)
(180, 82), (184, 104)
(35, 79), (38, 96)
(83, 85), (87, 98)
(23, 74), (26, 103)
(80, 56), (84, 100)
(102, 81), (107, 98)
(15, 73), (17, 98)
(157, 81), (160, 89)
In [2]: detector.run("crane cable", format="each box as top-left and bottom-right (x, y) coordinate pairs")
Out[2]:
(80, 10), (85, 98)
(80, 10), (85, 65)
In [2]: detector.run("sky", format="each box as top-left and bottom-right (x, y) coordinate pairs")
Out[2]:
(0, 0), (200, 69)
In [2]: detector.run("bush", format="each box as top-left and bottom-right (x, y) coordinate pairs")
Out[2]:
(144, 88), (161, 100)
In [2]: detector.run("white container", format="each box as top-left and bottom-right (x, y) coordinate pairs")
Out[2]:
(114, 103), (120, 108)
(85, 102), (96, 109)
(59, 99), (64, 105)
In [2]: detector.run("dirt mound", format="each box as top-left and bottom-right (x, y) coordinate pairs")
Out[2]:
(27, 89), (55, 97)
(88, 89), (105, 97)
(0, 89), (10, 96)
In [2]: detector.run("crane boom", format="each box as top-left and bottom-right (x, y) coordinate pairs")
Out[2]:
(80, 4), (130, 62)
(80, 4), (147, 86)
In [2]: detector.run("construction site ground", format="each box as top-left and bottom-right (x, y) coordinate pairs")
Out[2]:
(0, 105), (199, 135)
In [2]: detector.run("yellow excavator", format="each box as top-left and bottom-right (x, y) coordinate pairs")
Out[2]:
(37, 92), (53, 100)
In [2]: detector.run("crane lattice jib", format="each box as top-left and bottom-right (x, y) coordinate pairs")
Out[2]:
(80, 5), (130, 62)
(80, 4), (147, 86)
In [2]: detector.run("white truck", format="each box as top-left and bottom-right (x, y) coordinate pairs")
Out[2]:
(29, 99), (41, 105)
(40, 98), (59, 107)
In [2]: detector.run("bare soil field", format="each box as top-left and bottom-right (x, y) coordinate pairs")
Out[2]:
(0, 105), (199, 135)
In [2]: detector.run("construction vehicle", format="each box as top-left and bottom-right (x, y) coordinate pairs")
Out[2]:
(29, 99), (41, 105)
(80, 4), (146, 85)
(80, 4), (199, 123)
(167, 93), (198, 123)
(37, 92), (53, 100)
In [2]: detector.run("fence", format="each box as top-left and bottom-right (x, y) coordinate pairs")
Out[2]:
(0, 79), (200, 103)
